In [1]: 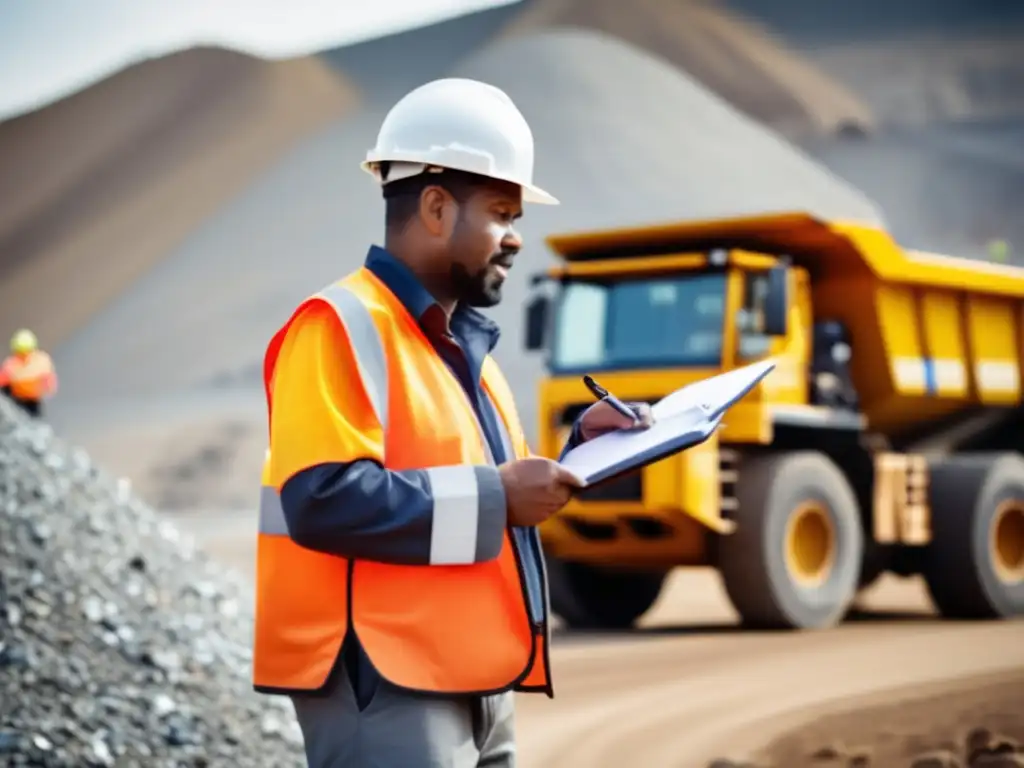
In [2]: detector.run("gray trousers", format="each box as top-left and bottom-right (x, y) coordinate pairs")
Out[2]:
(290, 665), (516, 768)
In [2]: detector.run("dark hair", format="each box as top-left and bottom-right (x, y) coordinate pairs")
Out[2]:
(381, 162), (489, 233)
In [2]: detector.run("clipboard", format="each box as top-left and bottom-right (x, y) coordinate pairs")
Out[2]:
(559, 359), (776, 486)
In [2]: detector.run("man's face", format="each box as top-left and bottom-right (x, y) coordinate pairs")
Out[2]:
(445, 180), (523, 308)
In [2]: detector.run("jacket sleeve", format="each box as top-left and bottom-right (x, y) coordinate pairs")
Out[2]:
(268, 301), (507, 566)
(558, 420), (586, 461)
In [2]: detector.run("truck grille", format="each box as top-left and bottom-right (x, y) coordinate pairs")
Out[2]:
(577, 470), (643, 502)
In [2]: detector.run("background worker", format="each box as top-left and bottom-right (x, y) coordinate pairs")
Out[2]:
(0, 329), (58, 418)
(254, 78), (652, 767)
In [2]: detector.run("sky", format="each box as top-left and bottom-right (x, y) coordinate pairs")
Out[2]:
(0, 0), (515, 121)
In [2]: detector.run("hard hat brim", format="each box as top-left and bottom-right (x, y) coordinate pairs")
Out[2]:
(361, 159), (559, 206)
(521, 182), (559, 206)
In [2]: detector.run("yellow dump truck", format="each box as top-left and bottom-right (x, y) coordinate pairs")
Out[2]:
(523, 212), (1024, 631)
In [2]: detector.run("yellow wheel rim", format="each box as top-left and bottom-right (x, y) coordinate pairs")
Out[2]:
(990, 501), (1024, 584)
(784, 501), (836, 587)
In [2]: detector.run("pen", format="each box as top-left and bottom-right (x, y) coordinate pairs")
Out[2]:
(582, 375), (640, 425)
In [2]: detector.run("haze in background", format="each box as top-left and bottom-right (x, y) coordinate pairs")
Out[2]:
(0, 0), (516, 119)
(1, 0), (1021, 512)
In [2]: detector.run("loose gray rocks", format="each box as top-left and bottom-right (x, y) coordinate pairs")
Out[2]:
(0, 397), (304, 767)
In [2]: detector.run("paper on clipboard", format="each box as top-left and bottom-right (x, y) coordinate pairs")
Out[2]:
(559, 359), (776, 486)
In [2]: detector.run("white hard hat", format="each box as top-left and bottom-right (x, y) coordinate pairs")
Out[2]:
(362, 78), (558, 205)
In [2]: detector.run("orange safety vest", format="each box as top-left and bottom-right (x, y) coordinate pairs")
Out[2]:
(1, 351), (56, 401)
(253, 266), (550, 697)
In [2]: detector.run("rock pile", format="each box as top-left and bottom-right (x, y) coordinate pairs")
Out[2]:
(0, 396), (304, 767)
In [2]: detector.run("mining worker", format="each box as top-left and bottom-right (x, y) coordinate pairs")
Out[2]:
(253, 78), (653, 767)
(0, 329), (58, 418)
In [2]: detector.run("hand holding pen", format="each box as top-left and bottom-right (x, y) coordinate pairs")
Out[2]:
(578, 375), (655, 440)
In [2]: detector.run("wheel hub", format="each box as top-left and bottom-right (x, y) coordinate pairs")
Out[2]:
(785, 502), (836, 587)
(991, 500), (1024, 584)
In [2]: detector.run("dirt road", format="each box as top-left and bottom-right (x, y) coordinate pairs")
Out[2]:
(174, 512), (1024, 768)
(517, 590), (1023, 766)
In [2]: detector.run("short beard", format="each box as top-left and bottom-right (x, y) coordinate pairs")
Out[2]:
(450, 260), (502, 308)
(447, 210), (504, 308)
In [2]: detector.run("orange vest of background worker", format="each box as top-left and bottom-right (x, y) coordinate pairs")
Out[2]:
(0, 329), (58, 418)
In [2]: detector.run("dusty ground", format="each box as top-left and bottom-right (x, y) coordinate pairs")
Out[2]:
(756, 672), (1024, 767)
(500, 576), (1024, 768)
(61, 389), (267, 512)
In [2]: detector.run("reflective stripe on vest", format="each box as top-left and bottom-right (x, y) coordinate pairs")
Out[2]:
(316, 283), (389, 430)
(257, 281), (388, 540)
(258, 484), (288, 536)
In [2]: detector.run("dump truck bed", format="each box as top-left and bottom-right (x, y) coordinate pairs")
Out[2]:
(546, 212), (1024, 438)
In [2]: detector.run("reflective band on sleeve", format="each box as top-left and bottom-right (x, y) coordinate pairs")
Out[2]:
(426, 465), (480, 565)
(316, 284), (389, 430)
(259, 485), (290, 536)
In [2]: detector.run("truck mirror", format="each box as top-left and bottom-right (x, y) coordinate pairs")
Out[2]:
(763, 265), (789, 336)
(524, 294), (551, 351)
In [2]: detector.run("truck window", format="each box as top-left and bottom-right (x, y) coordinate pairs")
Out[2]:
(738, 272), (773, 360)
(550, 273), (727, 372)
(551, 282), (608, 369)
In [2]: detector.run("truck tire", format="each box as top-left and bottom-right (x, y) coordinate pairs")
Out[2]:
(719, 451), (863, 629)
(545, 554), (666, 630)
(924, 453), (1024, 619)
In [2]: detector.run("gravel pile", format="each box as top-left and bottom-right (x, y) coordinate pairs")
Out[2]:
(0, 396), (304, 767)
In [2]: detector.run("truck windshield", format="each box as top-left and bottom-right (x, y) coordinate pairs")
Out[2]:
(549, 273), (727, 373)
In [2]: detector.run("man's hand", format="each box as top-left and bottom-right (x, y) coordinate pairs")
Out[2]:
(579, 400), (654, 441)
(499, 457), (582, 527)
